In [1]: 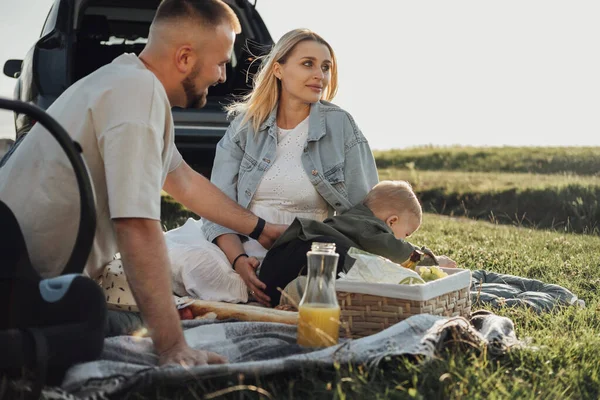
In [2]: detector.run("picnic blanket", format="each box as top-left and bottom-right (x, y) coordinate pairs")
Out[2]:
(471, 270), (584, 312)
(35, 310), (519, 400)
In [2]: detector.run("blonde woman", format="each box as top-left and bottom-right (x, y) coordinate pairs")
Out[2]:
(166, 29), (378, 306)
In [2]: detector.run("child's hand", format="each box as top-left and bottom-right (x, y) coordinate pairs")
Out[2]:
(436, 255), (457, 268)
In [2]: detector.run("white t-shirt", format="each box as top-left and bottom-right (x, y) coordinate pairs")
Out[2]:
(0, 53), (183, 279)
(243, 116), (329, 261)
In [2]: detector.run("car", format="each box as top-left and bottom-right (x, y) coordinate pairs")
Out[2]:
(3, 0), (273, 174)
(0, 138), (14, 159)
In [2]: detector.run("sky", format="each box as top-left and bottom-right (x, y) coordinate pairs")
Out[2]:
(1, 0), (599, 150)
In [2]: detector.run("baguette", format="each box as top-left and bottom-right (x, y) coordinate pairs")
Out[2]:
(188, 300), (299, 325)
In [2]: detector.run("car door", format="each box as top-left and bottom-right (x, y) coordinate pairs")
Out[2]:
(14, 0), (75, 137)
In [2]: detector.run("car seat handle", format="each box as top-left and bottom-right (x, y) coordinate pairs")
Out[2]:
(0, 97), (96, 275)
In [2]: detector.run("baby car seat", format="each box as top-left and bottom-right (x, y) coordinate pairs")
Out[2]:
(0, 98), (106, 397)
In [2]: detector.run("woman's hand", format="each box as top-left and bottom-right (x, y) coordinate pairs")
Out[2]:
(234, 256), (271, 306)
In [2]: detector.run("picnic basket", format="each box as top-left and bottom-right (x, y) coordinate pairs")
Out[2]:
(335, 268), (472, 339)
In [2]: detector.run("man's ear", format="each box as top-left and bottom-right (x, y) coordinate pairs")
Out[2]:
(174, 45), (194, 74)
(386, 215), (399, 227)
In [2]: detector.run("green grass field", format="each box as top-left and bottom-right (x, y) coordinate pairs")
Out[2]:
(146, 211), (600, 400)
(149, 146), (600, 399)
(379, 168), (600, 234)
(374, 146), (600, 176)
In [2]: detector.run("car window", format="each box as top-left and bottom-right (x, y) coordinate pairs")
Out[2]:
(41, 2), (60, 37)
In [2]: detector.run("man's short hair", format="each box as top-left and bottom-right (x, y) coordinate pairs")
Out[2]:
(363, 180), (422, 221)
(153, 0), (241, 33)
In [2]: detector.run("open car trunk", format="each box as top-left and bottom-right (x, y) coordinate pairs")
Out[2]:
(71, 0), (272, 170)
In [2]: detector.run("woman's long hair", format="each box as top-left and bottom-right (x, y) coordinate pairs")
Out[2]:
(226, 28), (339, 132)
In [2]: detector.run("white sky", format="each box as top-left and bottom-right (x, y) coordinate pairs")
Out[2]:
(1, 0), (599, 149)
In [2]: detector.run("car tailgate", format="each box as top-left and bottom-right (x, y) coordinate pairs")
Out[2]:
(172, 106), (229, 150)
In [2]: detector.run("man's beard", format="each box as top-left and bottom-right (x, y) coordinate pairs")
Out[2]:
(182, 66), (208, 109)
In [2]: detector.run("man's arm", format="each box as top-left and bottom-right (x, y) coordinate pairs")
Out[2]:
(163, 161), (286, 249)
(113, 218), (225, 365)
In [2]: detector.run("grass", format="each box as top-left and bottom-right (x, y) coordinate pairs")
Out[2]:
(374, 146), (600, 176)
(379, 168), (600, 234)
(151, 145), (600, 398)
(161, 192), (198, 229)
(378, 169), (600, 194)
(145, 206), (600, 399)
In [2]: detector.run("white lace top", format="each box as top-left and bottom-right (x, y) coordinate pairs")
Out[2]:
(243, 116), (330, 261)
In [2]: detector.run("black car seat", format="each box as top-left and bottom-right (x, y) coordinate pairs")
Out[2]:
(0, 98), (106, 398)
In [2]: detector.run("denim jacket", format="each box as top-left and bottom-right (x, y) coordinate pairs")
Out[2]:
(202, 100), (379, 243)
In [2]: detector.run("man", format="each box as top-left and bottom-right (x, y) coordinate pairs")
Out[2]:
(0, 0), (285, 367)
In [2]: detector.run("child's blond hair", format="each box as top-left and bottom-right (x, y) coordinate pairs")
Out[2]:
(363, 180), (422, 221)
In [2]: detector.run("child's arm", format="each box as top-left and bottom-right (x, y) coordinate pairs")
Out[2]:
(358, 231), (457, 268)
(357, 230), (420, 265)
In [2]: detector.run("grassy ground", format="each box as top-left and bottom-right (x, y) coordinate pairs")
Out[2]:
(374, 146), (600, 176)
(149, 146), (600, 398)
(378, 168), (600, 234)
(146, 206), (600, 400)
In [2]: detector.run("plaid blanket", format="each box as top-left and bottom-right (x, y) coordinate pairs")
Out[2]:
(35, 310), (520, 399)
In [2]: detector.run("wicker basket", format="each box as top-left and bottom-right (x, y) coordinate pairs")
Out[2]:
(337, 287), (471, 339)
(279, 267), (472, 339)
(334, 267), (472, 339)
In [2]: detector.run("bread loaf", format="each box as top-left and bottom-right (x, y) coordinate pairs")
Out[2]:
(188, 300), (299, 325)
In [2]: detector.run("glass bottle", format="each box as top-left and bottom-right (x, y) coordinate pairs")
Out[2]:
(297, 242), (341, 347)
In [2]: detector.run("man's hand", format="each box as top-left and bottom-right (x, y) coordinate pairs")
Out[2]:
(258, 223), (288, 249)
(114, 218), (199, 358)
(234, 256), (271, 306)
(159, 341), (227, 367)
(436, 255), (457, 268)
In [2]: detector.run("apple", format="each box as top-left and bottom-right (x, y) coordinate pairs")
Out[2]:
(178, 307), (194, 320)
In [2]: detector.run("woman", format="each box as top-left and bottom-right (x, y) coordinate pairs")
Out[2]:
(167, 28), (378, 306)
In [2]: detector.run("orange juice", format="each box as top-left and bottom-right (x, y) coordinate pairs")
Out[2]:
(297, 303), (341, 347)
